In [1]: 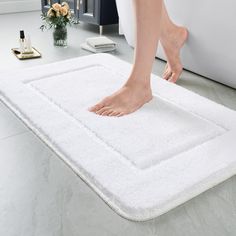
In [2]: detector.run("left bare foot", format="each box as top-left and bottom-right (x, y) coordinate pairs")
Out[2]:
(89, 79), (153, 117)
(161, 26), (188, 83)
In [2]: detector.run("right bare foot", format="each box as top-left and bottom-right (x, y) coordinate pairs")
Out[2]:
(161, 26), (188, 83)
(89, 79), (153, 117)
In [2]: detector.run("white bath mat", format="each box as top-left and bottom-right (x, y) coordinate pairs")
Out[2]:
(0, 54), (236, 221)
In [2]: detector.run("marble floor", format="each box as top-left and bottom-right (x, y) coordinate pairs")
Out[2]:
(0, 11), (236, 236)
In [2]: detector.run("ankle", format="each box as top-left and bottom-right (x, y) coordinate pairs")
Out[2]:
(126, 75), (151, 90)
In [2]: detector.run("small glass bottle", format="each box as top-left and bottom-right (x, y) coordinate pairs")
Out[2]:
(19, 30), (26, 53)
(25, 35), (33, 53)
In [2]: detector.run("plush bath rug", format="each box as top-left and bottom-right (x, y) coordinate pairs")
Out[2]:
(0, 54), (235, 221)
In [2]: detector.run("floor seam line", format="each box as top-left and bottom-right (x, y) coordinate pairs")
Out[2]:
(0, 130), (29, 141)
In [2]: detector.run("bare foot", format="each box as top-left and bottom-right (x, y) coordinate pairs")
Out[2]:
(161, 26), (188, 83)
(89, 79), (153, 117)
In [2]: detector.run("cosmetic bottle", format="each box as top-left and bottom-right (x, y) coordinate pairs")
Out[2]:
(25, 35), (33, 53)
(19, 30), (26, 53)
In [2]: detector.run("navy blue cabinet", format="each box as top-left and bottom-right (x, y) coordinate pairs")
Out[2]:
(79, 0), (118, 34)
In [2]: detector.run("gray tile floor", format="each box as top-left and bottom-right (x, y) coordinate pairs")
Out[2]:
(0, 11), (235, 236)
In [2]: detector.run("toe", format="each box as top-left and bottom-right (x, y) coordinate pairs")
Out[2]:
(108, 111), (119, 117)
(89, 102), (105, 112)
(163, 70), (172, 80)
(162, 65), (172, 80)
(106, 109), (115, 116)
(168, 70), (182, 83)
(101, 109), (113, 116)
(115, 109), (127, 117)
(117, 112), (125, 117)
(168, 74), (177, 83)
(96, 107), (110, 115)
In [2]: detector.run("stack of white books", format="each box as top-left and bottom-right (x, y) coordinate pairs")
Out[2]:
(81, 36), (117, 53)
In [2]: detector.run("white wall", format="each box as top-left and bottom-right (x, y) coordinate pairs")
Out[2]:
(0, 0), (41, 14)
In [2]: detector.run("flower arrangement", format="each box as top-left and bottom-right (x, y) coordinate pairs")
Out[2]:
(40, 2), (76, 47)
(40, 2), (74, 30)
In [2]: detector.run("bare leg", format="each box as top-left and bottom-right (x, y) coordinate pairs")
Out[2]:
(89, 0), (163, 117)
(160, 3), (188, 82)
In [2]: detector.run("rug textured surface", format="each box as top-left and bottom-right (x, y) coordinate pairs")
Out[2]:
(0, 54), (236, 221)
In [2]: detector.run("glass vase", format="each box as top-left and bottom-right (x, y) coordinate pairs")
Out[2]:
(53, 25), (68, 47)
